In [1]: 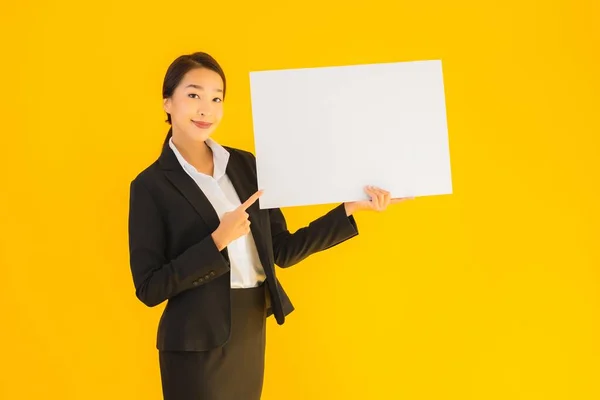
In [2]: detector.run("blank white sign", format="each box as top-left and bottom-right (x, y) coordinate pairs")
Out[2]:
(248, 59), (453, 209)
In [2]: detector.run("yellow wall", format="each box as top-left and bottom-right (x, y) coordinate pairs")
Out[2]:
(1, 0), (599, 399)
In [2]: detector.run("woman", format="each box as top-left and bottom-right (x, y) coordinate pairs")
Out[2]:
(128, 52), (411, 400)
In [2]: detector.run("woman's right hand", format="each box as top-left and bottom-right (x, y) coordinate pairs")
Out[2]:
(211, 190), (264, 251)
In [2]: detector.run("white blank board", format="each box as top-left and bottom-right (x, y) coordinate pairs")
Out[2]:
(248, 59), (453, 209)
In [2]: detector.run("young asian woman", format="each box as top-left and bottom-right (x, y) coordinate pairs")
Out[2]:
(127, 52), (412, 400)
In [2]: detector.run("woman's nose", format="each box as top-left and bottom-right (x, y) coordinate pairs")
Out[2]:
(197, 101), (212, 116)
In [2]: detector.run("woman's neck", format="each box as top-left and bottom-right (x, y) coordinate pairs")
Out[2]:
(171, 134), (214, 176)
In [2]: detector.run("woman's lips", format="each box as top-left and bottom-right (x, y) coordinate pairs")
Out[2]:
(192, 120), (212, 129)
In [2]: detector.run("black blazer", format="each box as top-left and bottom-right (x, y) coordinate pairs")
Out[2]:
(128, 140), (359, 351)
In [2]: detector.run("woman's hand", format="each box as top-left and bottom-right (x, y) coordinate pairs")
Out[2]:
(344, 186), (413, 216)
(212, 190), (263, 251)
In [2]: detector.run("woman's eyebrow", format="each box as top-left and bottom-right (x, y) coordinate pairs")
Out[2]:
(185, 84), (223, 93)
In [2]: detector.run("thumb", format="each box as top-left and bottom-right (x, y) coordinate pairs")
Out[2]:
(390, 197), (414, 204)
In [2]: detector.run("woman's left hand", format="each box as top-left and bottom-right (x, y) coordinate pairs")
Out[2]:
(344, 186), (414, 216)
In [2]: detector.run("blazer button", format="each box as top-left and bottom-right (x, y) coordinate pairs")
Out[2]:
(204, 274), (210, 280)
(193, 281), (199, 286)
(210, 271), (215, 276)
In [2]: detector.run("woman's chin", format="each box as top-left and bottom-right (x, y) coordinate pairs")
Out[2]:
(188, 128), (215, 142)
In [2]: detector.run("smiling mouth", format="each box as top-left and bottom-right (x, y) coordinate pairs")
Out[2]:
(192, 120), (213, 129)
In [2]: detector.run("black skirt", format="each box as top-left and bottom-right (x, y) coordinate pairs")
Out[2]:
(158, 284), (268, 400)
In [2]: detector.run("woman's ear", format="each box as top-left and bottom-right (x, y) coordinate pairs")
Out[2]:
(163, 97), (171, 114)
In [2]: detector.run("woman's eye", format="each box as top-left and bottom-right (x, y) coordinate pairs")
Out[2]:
(188, 94), (200, 99)
(213, 98), (222, 103)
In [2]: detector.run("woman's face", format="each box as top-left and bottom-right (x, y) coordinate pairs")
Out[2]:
(163, 67), (224, 143)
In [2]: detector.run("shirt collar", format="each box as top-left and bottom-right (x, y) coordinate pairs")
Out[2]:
(168, 136), (230, 180)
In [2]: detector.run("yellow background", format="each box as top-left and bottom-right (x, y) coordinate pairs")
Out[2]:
(1, 0), (599, 399)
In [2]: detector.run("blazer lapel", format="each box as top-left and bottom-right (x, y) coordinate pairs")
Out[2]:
(158, 141), (221, 233)
(225, 149), (273, 269)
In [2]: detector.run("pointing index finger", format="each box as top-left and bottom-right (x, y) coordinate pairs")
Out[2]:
(239, 190), (264, 211)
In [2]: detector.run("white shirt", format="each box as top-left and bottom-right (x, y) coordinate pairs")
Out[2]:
(169, 137), (266, 288)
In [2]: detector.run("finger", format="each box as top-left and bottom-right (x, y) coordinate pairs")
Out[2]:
(378, 189), (391, 208)
(239, 190), (264, 211)
(237, 216), (250, 228)
(382, 194), (390, 209)
(369, 188), (381, 210)
(238, 220), (251, 236)
(369, 187), (390, 207)
(371, 186), (391, 197)
(370, 187), (386, 210)
(362, 187), (374, 209)
(377, 192), (386, 211)
(390, 197), (414, 204)
(365, 186), (382, 197)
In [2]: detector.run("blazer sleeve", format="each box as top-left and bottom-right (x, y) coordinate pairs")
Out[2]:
(128, 178), (230, 307)
(268, 203), (359, 268)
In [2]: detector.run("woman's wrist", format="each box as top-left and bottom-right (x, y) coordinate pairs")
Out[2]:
(344, 202), (356, 216)
(211, 230), (226, 251)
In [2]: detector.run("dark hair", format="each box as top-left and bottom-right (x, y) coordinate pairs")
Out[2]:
(162, 52), (227, 147)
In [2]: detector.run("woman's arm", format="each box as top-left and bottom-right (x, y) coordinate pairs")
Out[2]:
(265, 186), (413, 268)
(128, 178), (230, 307)
(268, 203), (359, 268)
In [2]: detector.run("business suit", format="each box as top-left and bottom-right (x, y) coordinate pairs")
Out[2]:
(128, 139), (359, 398)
